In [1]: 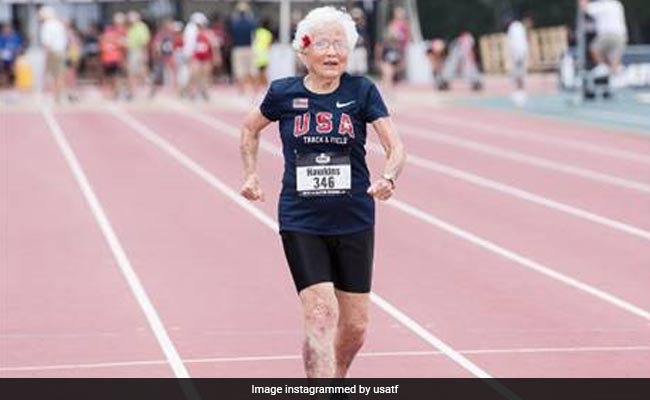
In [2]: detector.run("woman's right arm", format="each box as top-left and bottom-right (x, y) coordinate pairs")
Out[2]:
(240, 109), (272, 201)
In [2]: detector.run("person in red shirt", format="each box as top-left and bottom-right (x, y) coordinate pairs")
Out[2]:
(100, 24), (125, 99)
(189, 20), (219, 100)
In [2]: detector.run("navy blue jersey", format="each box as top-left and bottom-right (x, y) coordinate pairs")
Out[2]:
(260, 73), (389, 235)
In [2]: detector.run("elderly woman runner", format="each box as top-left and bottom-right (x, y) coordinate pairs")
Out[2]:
(240, 7), (406, 378)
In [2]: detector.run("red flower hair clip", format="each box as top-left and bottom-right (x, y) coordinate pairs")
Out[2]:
(301, 34), (311, 49)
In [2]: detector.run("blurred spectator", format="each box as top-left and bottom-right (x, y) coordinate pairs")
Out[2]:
(181, 12), (208, 96)
(425, 38), (446, 88)
(437, 31), (483, 91)
(580, 0), (627, 75)
(252, 17), (272, 92)
(113, 12), (128, 38)
(211, 13), (231, 83)
(64, 20), (82, 101)
(100, 23), (126, 99)
(506, 16), (532, 106)
(80, 23), (101, 81)
(389, 6), (410, 47)
(376, 30), (402, 93)
(39, 6), (68, 103)
(387, 6), (410, 78)
(171, 21), (184, 92)
(188, 17), (218, 100)
(149, 19), (177, 97)
(347, 7), (369, 76)
(229, 1), (257, 96)
(0, 23), (22, 88)
(126, 11), (151, 96)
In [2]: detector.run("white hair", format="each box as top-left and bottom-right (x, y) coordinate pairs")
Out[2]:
(292, 7), (359, 52)
(39, 6), (56, 20)
(190, 12), (208, 26)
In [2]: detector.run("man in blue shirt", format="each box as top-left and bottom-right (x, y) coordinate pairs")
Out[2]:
(229, 1), (257, 96)
(240, 7), (406, 378)
(0, 23), (22, 88)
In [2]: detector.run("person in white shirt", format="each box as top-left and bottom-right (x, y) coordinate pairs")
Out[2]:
(506, 16), (532, 106)
(39, 6), (68, 102)
(179, 12), (207, 96)
(580, 0), (627, 74)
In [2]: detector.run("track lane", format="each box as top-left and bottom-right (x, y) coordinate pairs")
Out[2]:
(0, 112), (171, 377)
(137, 105), (650, 377)
(55, 109), (473, 378)
(421, 105), (650, 153)
(126, 108), (477, 378)
(200, 107), (650, 310)
(393, 113), (650, 184)
(390, 127), (650, 230)
(51, 110), (303, 377)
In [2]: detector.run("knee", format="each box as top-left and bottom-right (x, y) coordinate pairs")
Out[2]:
(340, 320), (369, 345)
(304, 301), (338, 337)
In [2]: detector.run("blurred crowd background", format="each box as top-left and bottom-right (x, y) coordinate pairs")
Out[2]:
(0, 0), (648, 104)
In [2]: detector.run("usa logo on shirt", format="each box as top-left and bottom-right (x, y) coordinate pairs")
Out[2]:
(293, 98), (309, 109)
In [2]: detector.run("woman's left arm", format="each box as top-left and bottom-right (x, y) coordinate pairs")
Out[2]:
(367, 116), (407, 201)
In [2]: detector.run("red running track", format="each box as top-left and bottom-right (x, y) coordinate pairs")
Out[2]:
(1, 96), (649, 378)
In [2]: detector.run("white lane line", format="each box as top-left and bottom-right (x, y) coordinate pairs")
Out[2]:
(168, 105), (650, 323)
(108, 106), (505, 384)
(389, 198), (650, 321)
(4, 345), (650, 372)
(397, 122), (650, 194)
(416, 112), (650, 164)
(366, 142), (650, 241)
(39, 107), (191, 379)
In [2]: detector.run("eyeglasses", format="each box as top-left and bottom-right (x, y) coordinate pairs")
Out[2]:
(311, 39), (349, 53)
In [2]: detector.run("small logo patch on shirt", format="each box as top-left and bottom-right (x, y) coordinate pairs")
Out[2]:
(293, 98), (309, 109)
(336, 100), (355, 108)
(315, 153), (331, 164)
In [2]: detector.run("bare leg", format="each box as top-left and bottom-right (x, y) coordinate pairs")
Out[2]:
(53, 72), (65, 103)
(590, 48), (603, 66)
(380, 62), (395, 92)
(199, 63), (212, 100)
(334, 290), (370, 378)
(299, 282), (339, 378)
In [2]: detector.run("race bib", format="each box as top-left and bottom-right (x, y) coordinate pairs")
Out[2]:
(296, 152), (351, 197)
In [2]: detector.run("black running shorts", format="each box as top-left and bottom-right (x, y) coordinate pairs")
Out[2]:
(280, 228), (374, 294)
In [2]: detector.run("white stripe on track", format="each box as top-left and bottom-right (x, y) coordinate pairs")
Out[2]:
(41, 106), (203, 400)
(40, 106), (191, 379)
(4, 345), (649, 372)
(389, 198), (650, 321)
(398, 123), (650, 194)
(417, 113), (650, 164)
(108, 107), (517, 393)
(366, 143), (650, 241)
(165, 104), (650, 323)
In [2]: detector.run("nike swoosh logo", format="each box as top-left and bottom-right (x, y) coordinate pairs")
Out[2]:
(336, 100), (355, 108)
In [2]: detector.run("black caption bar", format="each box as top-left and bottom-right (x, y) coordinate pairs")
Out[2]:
(0, 378), (648, 400)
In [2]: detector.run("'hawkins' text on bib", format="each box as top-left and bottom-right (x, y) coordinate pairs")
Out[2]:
(296, 152), (351, 197)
